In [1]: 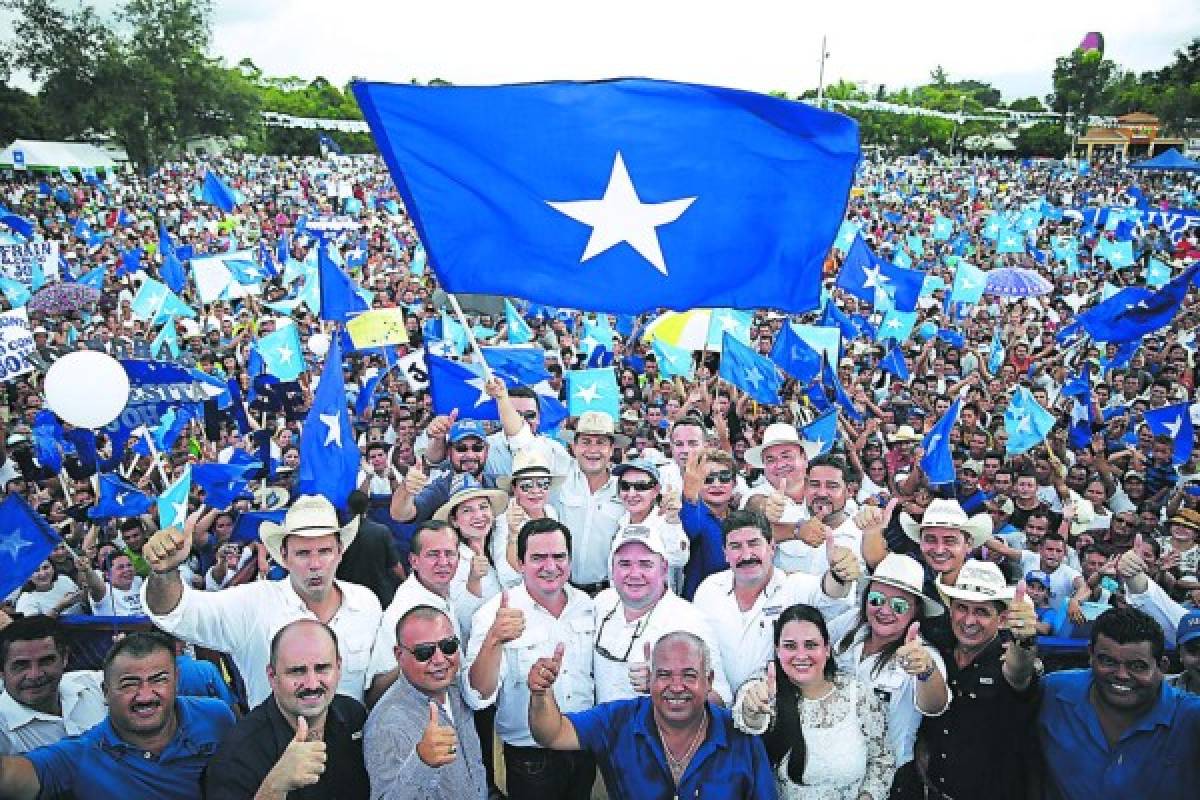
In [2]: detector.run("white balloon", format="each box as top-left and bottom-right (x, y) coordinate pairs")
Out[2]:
(308, 332), (330, 357)
(43, 351), (130, 429)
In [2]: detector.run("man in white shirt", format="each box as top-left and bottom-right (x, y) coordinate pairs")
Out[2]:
(1018, 532), (1090, 626)
(0, 616), (106, 754)
(693, 510), (859, 692)
(78, 551), (144, 617)
(592, 525), (731, 705)
(140, 494), (382, 707)
(777, 454), (866, 577)
(463, 518), (597, 799)
(741, 423), (822, 564)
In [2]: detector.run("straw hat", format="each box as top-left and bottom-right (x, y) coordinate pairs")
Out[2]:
(432, 474), (508, 523)
(745, 423), (822, 468)
(260, 494), (359, 565)
(562, 410), (631, 450)
(889, 425), (924, 444)
(936, 559), (1016, 606)
(496, 450), (565, 493)
(899, 498), (993, 548)
(868, 553), (944, 617)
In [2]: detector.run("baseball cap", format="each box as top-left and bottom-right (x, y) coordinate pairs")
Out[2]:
(960, 459), (983, 475)
(610, 523), (669, 561)
(612, 459), (661, 483)
(1177, 611), (1200, 647)
(1024, 570), (1050, 588)
(449, 419), (487, 443)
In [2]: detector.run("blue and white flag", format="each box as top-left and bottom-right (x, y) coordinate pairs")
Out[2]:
(353, 78), (859, 313)
(193, 462), (256, 510)
(820, 355), (863, 423)
(1144, 258), (1171, 288)
(200, 171), (238, 213)
(719, 334), (781, 405)
(88, 473), (155, 519)
(950, 261), (987, 306)
(157, 466), (192, 530)
(800, 411), (837, 456)
(317, 242), (370, 322)
(1004, 387), (1055, 456)
(566, 367), (621, 420)
(481, 346), (551, 387)
(1144, 403), (1194, 465)
(150, 320), (180, 359)
(1061, 366), (1095, 449)
(505, 298), (533, 344)
(769, 322), (821, 383)
(580, 317), (615, 358)
(0, 495), (60, 598)
(921, 397), (960, 485)
(879, 343), (910, 381)
(651, 337), (695, 379)
(255, 325), (306, 382)
(297, 336), (360, 507)
(877, 310), (917, 343)
(426, 353), (499, 419)
(987, 329), (1006, 374)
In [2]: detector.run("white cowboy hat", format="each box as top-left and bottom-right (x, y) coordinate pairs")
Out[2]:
(900, 498), (993, 549)
(260, 494), (359, 565)
(889, 425), (924, 444)
(496, 450), (565, 493)
(432, 474), (508, 523)
(562, 410), (631, 450)
(745, 423), (822, 468)
(868, 553), (944, 617)
(936, 559), (1017, 606)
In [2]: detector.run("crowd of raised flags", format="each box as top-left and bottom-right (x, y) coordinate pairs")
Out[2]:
(0, 77), (1197, 799)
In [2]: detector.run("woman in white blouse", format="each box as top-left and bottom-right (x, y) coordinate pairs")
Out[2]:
(492, 450), (563, 588)
(734, 603), (895, 800)
(14, 559), (83, 617)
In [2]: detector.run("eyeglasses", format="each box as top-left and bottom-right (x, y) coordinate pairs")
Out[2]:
(518, 410), (539, 421)
(515, 477), (553, 492)
(703, 470), (735, 485)
(618, 479), (657, 493)
(867, 591), (912, 616)
(594, 605), (651, 663)
(400, 636), (460, 662)
(453, 442), (486, 453)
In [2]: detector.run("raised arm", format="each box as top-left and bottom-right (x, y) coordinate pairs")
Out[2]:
(527, 644), (581, 751)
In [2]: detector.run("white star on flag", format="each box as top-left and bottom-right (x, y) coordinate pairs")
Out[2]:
(574, 383), (601, 404)
(861, 265), (890, 292)
(1014, 413), (1032, 434)
(1070, 401), (1090, 426)
(547, 151), (696, 276)
(886, 318), (902, 330)
(319, 412), (343, 446)
(743, 366), (764, 389)
(0, 532), (32, 560)
(275, 345), (295, 363)
(465, 377), (492, 407)
(1164, 415), (1183, 438)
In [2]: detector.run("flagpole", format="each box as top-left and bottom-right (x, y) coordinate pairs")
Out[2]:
(136, 426), (172, 488)
(446, 294), (494, 382)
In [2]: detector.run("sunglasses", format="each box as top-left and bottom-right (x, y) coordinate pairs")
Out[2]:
(518, 410), (539, 421)
(867, 591), (912, 616)
(618, 479), (657, 493)
(703, 470), (735, 485)
(453, 442), (485, 453)
(515, 477), (553, 492)
(400, 636), (460, 662)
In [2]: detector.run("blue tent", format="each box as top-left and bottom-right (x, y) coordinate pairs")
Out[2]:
(1130, 148), (1200, 172)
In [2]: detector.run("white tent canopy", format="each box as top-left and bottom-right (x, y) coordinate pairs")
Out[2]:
(0, 139), (124, 170)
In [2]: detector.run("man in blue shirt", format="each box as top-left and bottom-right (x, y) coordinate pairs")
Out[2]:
(1038, 606), (1200, 800)
(0, 631), (236, 799)
(528, 630), (776, 800)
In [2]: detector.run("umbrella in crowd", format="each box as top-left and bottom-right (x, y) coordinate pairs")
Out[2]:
(27, 281), (103, 315)
(984, 266), (1054, 297)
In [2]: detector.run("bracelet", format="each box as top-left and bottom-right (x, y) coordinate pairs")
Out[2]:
(916, 664), (936, 682)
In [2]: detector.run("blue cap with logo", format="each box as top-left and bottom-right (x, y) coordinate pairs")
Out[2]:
(1177, 610), (1200, 647)
(1024, 570), (1050, 588)
(449, 419), (487, 443)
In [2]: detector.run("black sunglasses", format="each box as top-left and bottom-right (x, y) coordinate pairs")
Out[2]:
(703, 469), (735, 485)
(518, 410), (539, 421)
(453, 442), (486, 453)
(400, 636), (460, 662)
(515, 477), (553, 492)
(618, 479), (657, 492)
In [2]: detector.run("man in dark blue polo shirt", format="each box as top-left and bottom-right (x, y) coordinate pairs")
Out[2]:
(528, 630), (776, 800)
(0, 630), (235, 799)
(1038, 606), (1200, 800)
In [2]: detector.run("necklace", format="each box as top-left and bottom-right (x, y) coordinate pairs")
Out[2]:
(656, 708), (708, 785)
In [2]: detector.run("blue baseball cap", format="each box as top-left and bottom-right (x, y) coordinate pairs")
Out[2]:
(1177, 610), (1200, 647)
(1024, 570), (1050, 588)
(612, 459), (661, 484)
(449, 419), (487, 443)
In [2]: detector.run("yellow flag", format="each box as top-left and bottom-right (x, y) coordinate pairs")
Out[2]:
(346, 308), (409, 348)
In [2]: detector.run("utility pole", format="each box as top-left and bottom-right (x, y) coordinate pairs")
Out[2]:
(815, 35), (829, 109)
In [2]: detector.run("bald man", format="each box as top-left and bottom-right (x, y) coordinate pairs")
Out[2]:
(204, 620), (370, 799)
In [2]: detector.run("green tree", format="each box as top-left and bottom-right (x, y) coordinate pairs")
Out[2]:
(1048, 48), (1117, 124)
(1007, 96), (1045, 112)
(1014, 121), (1071, 157)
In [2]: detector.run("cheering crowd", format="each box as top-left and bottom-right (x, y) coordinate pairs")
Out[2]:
(0, 148), (1199, 800)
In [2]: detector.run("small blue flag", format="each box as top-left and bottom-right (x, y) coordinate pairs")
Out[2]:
(232, 510), (287, 545)
(800, 411), (837, 456)
(566, 367), (621, 420)
(88, 473), (155, 519)
(769, 322), (821, 383)
(193, 462), (257, 510)
(719, 333), (781, 405)
(879, 344), (910, 381)
(505, 299), (533, 344)
(157, 466), (192, 530)
(0, 495), (61, 598)
(200, 171), (238, 213)
(150, 320), (180, 359)
(1144, 258), (1171, 288)
(821, 355), (864, 422)
(297, 335), (360, 507)
(877, 310), (917, 343)
(651, 337), (695, 379)
(921, 397), (961, 485)
(426, 354), (499, 420)
(255, 325), (306, 381)
(950, 261), (987, 306)
(1061, 366), (1096, 449)
(317, 242), (370, 322)
(481, 346), (550, 387)
(1004, 387), (1055, 456)
(1143, 403), (1194, 465)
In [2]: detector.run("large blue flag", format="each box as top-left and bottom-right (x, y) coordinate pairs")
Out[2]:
(426, 354), (500, 420)
(836, 236), (923, 312)
(719, 333), (781, 405)
(353, 78), (859, 313)
(566, 367), (621, 420)
(297, 336), (360, 507)
(88, 474), (155, 519)
(157, 466), (192, 530)
(1075, 264), (1200, 344)
(0, 494), (60, 597)
(769, 321), (821, 383)
(200, 171), (238, 213)
(921, 397), (960, 485)
(1144, 403), (1194, 465)
(481, 346), (550, 387)
(1004, 387), (1055, 456)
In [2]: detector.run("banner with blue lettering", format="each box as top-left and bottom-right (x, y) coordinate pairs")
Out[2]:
(1064, 206), (1200, 243)
(103, 360), (225, 453)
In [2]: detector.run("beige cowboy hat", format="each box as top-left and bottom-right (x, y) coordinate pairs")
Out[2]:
(899, 498), (993, 548)
(936, 559), (1017, 606)
(260, 494), (359, 565)
(745, 422), (822, 468)
(889, 425), (924, 444)
(562, 410), (631, 450)
(432, 474), (508, 523)
(496, 450), (566, 493)
(868, 553), (944, 617)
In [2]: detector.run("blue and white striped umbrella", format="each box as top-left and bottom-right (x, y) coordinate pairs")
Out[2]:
(984, 267), (1053, 297)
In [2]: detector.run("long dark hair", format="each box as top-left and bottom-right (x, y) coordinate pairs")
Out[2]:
(763, 604), (837, 785)
(835, 580), (921, 680)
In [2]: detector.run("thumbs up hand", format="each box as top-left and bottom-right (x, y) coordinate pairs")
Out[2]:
(1117, 534), (1148, 580)
(265, 716), (328, 791)
(826, 530), (861, 586)
(628, 641), (653, 694)
(402, 462), (429, 496)
(1004, 580), (1038, 641)
(854, 497), (898, 536)
(763, 479), (788, 524)
(740, 662), (777, 723)
(527, 643), (565, 695)
(416, 701), (459, 768)
(895, 622), (933, 678)
(143, 526), (193, 574)
(488, 591), (526, 645)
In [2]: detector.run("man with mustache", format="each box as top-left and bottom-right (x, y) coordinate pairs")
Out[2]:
(462, 519), (597, 799)
(0, 631), (235, 800)
(204, 619), (370, 799)
(0, 616), (105, 754)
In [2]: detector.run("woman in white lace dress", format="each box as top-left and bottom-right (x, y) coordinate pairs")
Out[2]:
(733, 604), (895, 800)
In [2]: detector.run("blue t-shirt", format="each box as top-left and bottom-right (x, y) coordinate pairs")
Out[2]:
(679, 499), (728, 600)
(567, 696), (777, 800)
(26, 696), (236, 800)
(1038, 669), (1200, 800)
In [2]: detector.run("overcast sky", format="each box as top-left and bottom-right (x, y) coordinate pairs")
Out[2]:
(207, 0), (1199, 102)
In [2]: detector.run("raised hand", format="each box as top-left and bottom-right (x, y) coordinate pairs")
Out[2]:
(416, 701), (459, 768)
(682, 450), (706, 502)
(763, 479), (788, 524)
(742, 662), (777, 718)
(628, 641), (653, 694)
(527, 643), (565, 694)
(826, 529), (861, 584)
(507, 502), (530, 536)
(142, 526), (193, 574)
(1004, 580), (1038, 640)
(402, 463), (429, 496)
(854, 497), (898, 536)
(484, 378), (508, 400)
(426, 409), (460, 440)
(895, 622), (932, 677)
(1117, 534), (1148, 580)
(265, 716), (328, 792)
(488, 591), (526, 644)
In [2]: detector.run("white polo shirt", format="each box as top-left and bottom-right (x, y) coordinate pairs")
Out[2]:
(553, 466), (624, 586)
(590, 588), (731, 705)
(692, 567), (857, 693)
(462, 584), (596, 747)
(0, 671), (106, 755)
(368, 573), (465, 685)
(775, 516), (865, 578)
